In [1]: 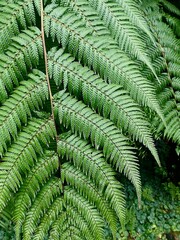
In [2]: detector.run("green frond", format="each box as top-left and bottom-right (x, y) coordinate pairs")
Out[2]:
(163, 13), (180, 37)
(22, 178), (62, 240)
(55, 0), (155, 75)
(143, 2), (180, 144)
(0, 27), (43, 102)
(64, 207), (94, 240)
(0, 70), (48, 153)
(49, 208), (94, 240)
(44, 4), (164, 120)
(13, 150), (58, 239)
(160, 0), (180, 16)
(49, 48), (160, 165)
(70, 0), (158, 78)
(3, 0), (40, 16)
(114, 0), (156, 43)
(59, 226), (84, 240)
(33, 198), (63, 240)
(62, 163), (118, 237)
(0, 118), (55, 213)
(58, 133), (126, 224)
(55, 92), (141, 199)
(0, 0), (39, 53)
(54, 0), (110, 37)
(64, 187), (105, 240)
(0, 0), (179, 238)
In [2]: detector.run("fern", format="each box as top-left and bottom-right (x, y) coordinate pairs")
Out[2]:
(0, 0), (179, 239)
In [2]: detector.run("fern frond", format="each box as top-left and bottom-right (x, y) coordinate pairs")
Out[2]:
(114, 0), (156, 43)
(143, 3), (180, 144)
(49, 48), (160, 164)
(64, 187), (105, 240)
(55, 0), (155, 72)
(62, 163), (118, 237)
(54, 0), (110, 37)
(44, 4), (163, 119)
(66, 0), (158, 77)
(163, 13), (180, 38)
(22, 178), (62, 240)
(0, 27), (43, 103)
(33, 198), (63, 240)
(58, 133), (126, 223)
(3, 0), (40, 15)
(55, 92), (141, 199)
(13, 150), (58, 239)
(160, 0), (180, 16)
(0, 0), (39, 53)
(0, 118), (55, 213)
(49, 208), (94, 240)
(59, 226), (84, 240)
(0, 70), (48, 153)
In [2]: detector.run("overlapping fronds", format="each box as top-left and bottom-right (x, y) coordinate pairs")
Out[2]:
(54, 0), (156, 77)
(0, 0), (179, 239)
(0, 118), (55, 211)
(44, 4), (164, 120)
(0, 70), (48, 153)
(49, 207), (94, 240)
(141, 0), (180, 145)
(48, 47), (160, 165)
(0, 27), (43, 103)
(54, 91), (141, 200)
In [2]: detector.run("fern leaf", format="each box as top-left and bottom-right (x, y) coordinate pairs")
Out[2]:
(64, 187), (105, 240)
(33, 198), (63, 240)
(0, 70), (48, 153)
(45, 4), (163, 120)
(55, 92), (141, 199)
(0, 27), (42, 103)
(114, 0), (156, 42)
(58, 133), (126, 224)
(49, 208), (94, 240)
(143, 3), (180, 144)
(160, 0), (180, 16)
(13, 150), (58, 239)
(0, 0), (38, 53)
(49, 48), (160, 164)
(62, 163), (118, 237)
(61, 0), (157, 76)
(22, 178), (62, 240)
(0, 118), (55, 214)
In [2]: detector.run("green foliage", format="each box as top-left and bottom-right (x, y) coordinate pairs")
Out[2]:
(0, 0), (179, 239)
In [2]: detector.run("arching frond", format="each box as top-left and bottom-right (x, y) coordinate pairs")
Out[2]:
(49, 208), (94, 240)
(160, 0), (180, 16)
(44, 4), (164, 120)
(33, 198), (63, 240)
(22, 178), (62, 240)
(55, 92), (141, 199)
(48, 48), (160, 164)
(62, 163), (118, 237)
(58, 133), (126, 222)
(142, 1), (180, 144)
(0, 27), (42, 102)
(54, 0), (156, 77)
(0, 70), (48, 153)
(0, 0), (179, 238)
(0, 118), (55, 213)
(3, 0), (40, 15)
(64, 187), (105, 240)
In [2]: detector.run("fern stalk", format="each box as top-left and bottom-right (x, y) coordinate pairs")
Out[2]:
(40, 0), (61, 177)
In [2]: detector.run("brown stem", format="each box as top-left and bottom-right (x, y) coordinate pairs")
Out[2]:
(40, 0), (62, 179)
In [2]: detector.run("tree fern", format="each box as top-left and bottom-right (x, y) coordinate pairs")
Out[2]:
(0, 0), (179, 239)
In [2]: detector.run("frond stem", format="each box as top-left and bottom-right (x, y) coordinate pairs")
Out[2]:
(40, 0), (62, 180)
